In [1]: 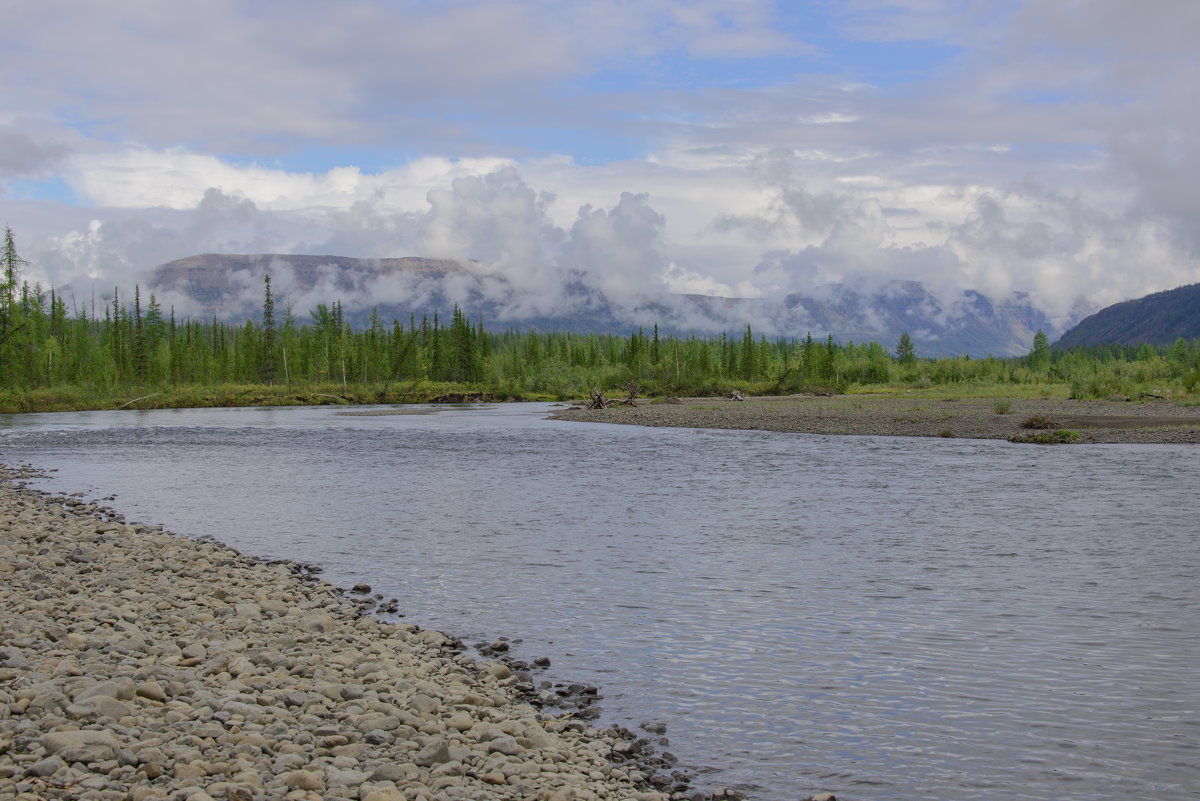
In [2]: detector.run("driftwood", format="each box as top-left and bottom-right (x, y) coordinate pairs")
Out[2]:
(619, 381), (641, 407)
(729, 390), (745, 401)
(118, 393), (161, 409)
(587, 388), (611, 409)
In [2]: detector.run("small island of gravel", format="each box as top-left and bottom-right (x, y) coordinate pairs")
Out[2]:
(550, 394), (1200, 445)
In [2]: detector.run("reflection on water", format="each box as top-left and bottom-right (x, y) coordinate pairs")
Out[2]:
(3, 403), (1198, 801)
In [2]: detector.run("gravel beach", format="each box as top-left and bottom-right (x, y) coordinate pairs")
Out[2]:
(550, 394), (1200, 444)
(0, 464), (730, 801)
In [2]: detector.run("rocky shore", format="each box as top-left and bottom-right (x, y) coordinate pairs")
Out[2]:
(0, 464), (758, 801)
(550, 394), (1200, 444)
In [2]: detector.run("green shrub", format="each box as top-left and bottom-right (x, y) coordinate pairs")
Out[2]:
(1010, 428), (1081, 445)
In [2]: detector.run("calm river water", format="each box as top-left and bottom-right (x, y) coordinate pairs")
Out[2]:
(1, 403), (1197, 801)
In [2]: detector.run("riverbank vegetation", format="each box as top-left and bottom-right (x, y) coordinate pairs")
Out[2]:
(2, 229), (1199, 413)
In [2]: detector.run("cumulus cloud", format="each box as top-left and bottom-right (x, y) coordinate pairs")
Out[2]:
(562, 193), (668, 306)
(13, 165), (683, 324)
(65, 150), (515, 212)
(421, 167), (566, 317)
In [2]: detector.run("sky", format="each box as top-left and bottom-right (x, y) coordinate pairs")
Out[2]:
(2, 0), (1198, 325)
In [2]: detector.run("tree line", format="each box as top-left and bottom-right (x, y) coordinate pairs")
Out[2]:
(2, 227), (1199, 410)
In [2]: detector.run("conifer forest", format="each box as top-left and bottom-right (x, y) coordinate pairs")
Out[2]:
(1, 228), (1198, 413)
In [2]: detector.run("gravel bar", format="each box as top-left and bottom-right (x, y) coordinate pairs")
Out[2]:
(550, 394), (1200, 445)
(0, 464), (781, 801)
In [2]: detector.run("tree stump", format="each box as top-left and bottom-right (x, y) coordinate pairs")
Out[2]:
(620, 381), (641, 406)
(587, 388), (611, 409)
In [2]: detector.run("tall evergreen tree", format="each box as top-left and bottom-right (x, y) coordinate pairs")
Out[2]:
(0, 226), (28, 357)
(824, 334), (838, 380)
(1029, 329), (1050, 369)
(802, 333), (817, 377)
(261, 274), (277, 384)
(740, 325), (757, 379)
(429, 312), (442, 378)
(110, 288), (124, 380)
(1, 226), (23, 309)
(895, 331), (916, 364)
(132, 285), (147, 380)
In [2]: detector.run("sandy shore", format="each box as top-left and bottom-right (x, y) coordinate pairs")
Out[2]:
(1, 464), (766, 801)
(550, 394), (1200, 444)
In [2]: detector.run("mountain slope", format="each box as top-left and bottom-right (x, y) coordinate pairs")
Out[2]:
(1054, 283), (1200, 347)
(139, 253), (1067, 357)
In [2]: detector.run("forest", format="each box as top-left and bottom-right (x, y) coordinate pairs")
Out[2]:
(2, 227), (1199, 413)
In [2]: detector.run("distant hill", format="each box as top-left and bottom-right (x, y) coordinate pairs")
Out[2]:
(1054, 282), (1200, 348)
(130, 253), (1071, 357)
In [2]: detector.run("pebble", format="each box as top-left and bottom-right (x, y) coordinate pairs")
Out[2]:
(0, 463), (680, 801)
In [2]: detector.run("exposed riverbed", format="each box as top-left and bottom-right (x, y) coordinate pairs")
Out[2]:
(0, 464), (683, 801)
(551, 394), (1200, 444)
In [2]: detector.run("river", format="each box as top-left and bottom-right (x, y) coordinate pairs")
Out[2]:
(1, 402), (1197, 801)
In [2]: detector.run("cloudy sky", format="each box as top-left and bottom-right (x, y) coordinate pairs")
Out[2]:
(2, 0), (1198, 323)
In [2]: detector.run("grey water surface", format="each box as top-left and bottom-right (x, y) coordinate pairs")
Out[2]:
(1, 402), (1197, 801)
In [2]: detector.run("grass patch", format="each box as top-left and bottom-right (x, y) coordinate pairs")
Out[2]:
(1010, 429), (1081, 445)
(844, 382), (1069, 400)
(0, 382), (544, 414)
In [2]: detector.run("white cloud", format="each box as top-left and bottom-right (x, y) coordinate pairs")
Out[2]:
(663, 262), (761, 298)
(66, 149), (516, 212)
(2, 0), (1198, 331)
(563, 192), (668, 307)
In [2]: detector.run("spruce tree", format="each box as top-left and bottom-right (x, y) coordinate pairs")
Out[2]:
(261, 274), (277, 384)
(895, 331), (916, 364)
(110, 288), (124, 380)
(0, 226), (29, 371)
(132, 285), (147, 380)
(802, 333), (816, 377)
(740, 324), (756, 379)
(824, 334), (838, 380)
(1, 226), (23, 312)
(1029, 329), (1050, 369)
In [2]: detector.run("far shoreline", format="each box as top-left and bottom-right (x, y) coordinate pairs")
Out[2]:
(549, 394), (1200, 445)
(4, 389), (1199, 444)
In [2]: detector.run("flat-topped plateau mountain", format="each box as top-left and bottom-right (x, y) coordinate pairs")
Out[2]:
(142, 253), (1072, 357)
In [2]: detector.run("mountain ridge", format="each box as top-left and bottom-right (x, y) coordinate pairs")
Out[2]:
(1054, 282), (1200, 348)
(140, 253), (1070, 357)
